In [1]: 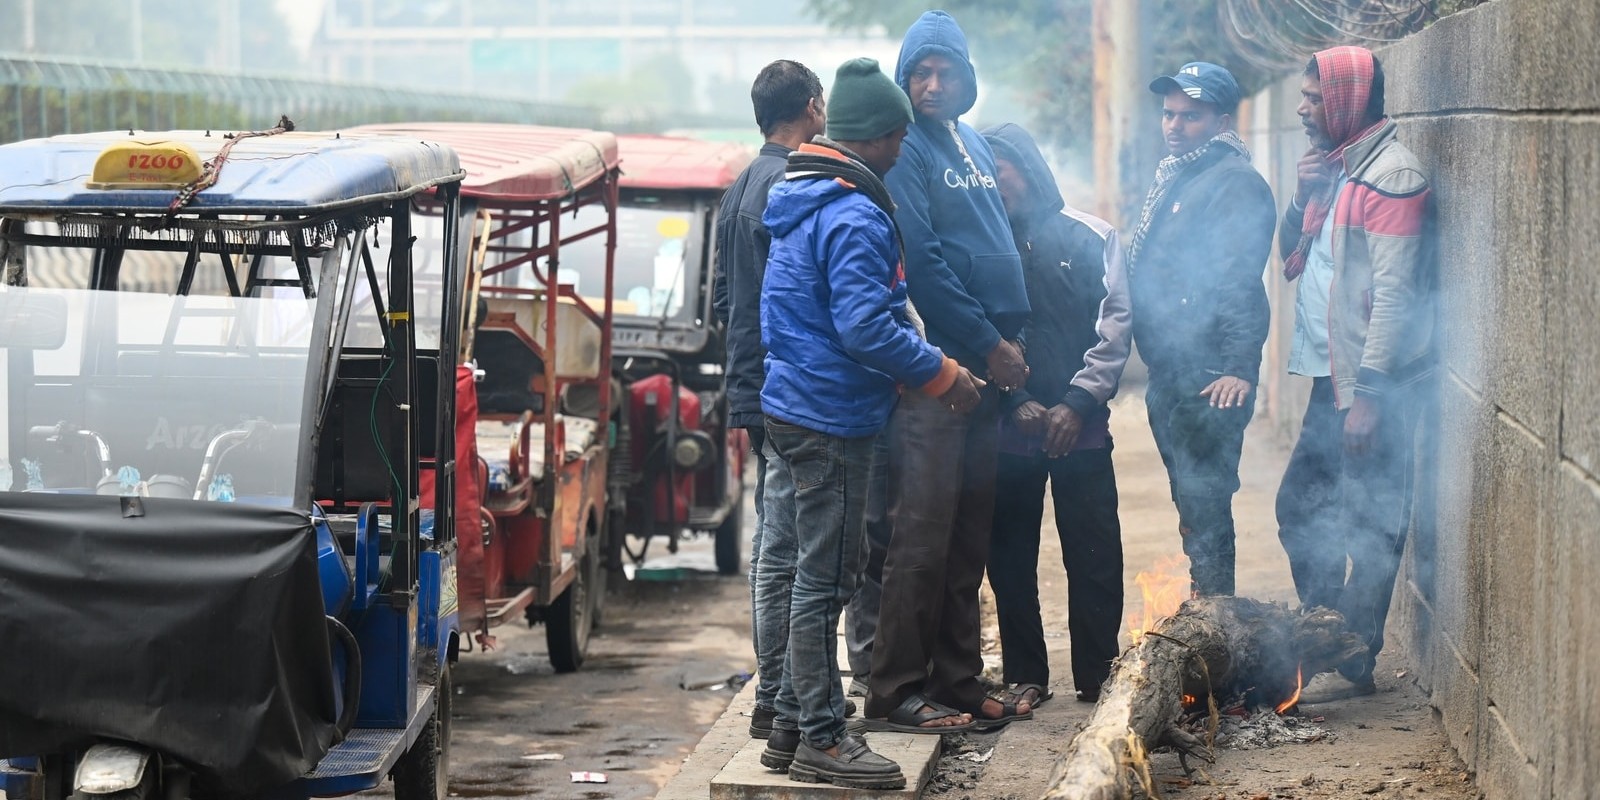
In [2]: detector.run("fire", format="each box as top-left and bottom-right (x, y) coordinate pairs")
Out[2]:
(1181, 694), (1197, 707)
(1125, 554), (1192, 643)
(1274, 664), (1304, 714)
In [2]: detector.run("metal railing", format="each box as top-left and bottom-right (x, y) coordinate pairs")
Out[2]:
(0, 54), (642, 143)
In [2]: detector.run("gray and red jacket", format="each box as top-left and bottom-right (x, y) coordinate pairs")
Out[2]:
(1279, 119), (1433, 409)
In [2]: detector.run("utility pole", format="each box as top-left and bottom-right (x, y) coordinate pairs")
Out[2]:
(1090, 0), (1143, 228)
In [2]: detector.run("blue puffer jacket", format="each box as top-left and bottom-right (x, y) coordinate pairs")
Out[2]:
(887, 10), (1030, 372)
(760, 172), (952, 438)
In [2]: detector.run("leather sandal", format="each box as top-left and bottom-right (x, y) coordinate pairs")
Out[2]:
(861, 694), (974, 734)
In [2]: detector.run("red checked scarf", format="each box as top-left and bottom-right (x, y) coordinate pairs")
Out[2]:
(1283, 46), (1384, 281)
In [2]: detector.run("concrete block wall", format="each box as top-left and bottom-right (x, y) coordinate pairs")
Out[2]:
(1245, 1), (1600, 797)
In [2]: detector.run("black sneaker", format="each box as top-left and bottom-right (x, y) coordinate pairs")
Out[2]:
(748, 705), (778, 739)
(760, 728), (799, 770)
(787, 733), (906, 790)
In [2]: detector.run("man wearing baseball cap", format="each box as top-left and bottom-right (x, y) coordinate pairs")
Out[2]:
(756, 56), (983, 788)
(1127, 61), (1277, 597)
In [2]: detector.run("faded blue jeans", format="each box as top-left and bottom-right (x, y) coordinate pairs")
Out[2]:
(765, 416), (873, 750)
(750, 432), (795, 713)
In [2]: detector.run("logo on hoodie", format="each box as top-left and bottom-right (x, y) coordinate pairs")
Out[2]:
(944, 167), (997, 191)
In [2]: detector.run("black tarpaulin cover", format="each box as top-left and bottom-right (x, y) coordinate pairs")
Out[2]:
(0, 493), (339, 793)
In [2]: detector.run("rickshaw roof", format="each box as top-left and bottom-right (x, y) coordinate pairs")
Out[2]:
(0, 129), (463, 214)
(617, 134), (754, 191)
(348, 123), (619, 202)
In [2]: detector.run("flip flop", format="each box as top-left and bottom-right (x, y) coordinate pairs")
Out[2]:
(1006, 683), (1053, 710)
(861, 694), (975, 734)
(969, 697), (1034, 731)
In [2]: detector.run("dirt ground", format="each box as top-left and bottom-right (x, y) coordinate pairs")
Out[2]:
(946, 390), (1478, 800)
(353, 385), (1479, 800)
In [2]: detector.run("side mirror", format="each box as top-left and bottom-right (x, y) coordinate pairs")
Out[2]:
(0, 290), (69, 351)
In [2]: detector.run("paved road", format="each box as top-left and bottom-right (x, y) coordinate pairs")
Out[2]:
(363, 518), (759, 800)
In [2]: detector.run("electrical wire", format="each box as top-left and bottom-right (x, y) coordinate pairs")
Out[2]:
(1218, 0), (1463, 70)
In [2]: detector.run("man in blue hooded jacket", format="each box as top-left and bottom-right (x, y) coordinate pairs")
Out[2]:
(759, 57), (984, 788)
(864, 10), (1035, 733)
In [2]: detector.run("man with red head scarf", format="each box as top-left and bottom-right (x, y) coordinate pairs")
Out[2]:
(1276, 45), (1434, 704)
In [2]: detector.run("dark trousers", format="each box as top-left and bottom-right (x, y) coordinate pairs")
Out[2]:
(865, 389), (1000, 717)
(988, 446), (1122, 695)
(1276, 377), (1418, 681)
(1145, 373), (1254, 596)
(845, 434), (891, 679)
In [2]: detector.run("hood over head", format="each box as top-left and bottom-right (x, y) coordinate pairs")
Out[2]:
(981, 123), (1063, 219)
(895, 10), (979, 119)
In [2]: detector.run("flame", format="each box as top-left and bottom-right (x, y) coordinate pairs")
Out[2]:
(1181, 694), (1197, 707)
(1125, 555), (1192, 643)
(1274, 664), (1303, 714)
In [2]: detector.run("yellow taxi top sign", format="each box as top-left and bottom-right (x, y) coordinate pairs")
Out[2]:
(87, 140), (204, 190)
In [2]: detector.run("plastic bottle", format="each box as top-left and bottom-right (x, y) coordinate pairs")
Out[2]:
(207, 473), (235, 503)
(0, 459), (11, 492)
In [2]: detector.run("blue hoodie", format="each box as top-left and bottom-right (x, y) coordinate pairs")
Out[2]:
(888, 10), (1030, 371)
(760, 157), (952, 438)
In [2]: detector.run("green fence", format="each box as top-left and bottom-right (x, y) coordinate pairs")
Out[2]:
(0, 55), (635, 143)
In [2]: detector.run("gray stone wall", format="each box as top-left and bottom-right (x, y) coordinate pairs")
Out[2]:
(1244, 1), (1600, 797)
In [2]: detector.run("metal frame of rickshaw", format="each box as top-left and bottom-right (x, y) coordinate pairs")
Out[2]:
(350, 123), (620, 672)
(0, 128), (467, 800)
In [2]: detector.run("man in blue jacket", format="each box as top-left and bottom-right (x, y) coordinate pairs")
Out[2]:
(758, 57), (983, 788)
(709, 59), (827, 740)
(865, 10), (1034, 733)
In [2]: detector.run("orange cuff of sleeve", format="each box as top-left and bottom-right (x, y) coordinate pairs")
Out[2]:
(920, 356), (960, 397)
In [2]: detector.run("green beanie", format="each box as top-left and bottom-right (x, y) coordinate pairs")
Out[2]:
(826, 57), (914, 142)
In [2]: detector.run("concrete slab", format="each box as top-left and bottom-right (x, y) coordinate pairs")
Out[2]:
(708, 732), (938, 800)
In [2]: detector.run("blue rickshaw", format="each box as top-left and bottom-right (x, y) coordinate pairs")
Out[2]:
(0, 126), (467, 800)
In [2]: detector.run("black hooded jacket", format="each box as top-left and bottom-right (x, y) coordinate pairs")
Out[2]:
(1128, 143), (1276, 386)
(982, 123), (1131, 432)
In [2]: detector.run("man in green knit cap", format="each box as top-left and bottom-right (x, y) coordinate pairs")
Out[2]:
(755, 56), (984, 788)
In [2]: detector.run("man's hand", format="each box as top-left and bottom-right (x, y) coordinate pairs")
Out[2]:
(1042, 405), (1083, 458)
(1012, 400), (1049, 437)
(986, 339), (1029, 392)
(1294, 147), (1334, 207)
(940, 367), (986, 415)
(1199, 376), (1252, 409)
(1344, 395), (1381, 456)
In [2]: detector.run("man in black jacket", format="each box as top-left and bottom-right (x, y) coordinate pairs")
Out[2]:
(1128, 62), (1276, 597)
(711, 59), (825, 739)
(981, 123), (1132, 706)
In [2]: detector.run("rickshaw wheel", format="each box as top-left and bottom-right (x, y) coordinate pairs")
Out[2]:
(547, 529), (599, 673)
(393, 666), (452, 800)
(713, 488), (745, 576)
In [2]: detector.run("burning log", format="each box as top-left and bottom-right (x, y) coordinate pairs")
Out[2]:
(1041, 597), (1367, 800)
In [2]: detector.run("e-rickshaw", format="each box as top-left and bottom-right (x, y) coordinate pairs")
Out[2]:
(349, 123), (619, 673)
(0, 127), (467, 800)
(603, 134), (754, 575)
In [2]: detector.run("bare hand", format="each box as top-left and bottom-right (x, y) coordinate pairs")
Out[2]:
(1344, 395), (1381, 456)
(1012, 400), (1049, 437)
(1199, 376), (1252, 409)
(986, 339), (1029, 392)
(940, 367), (985, 415)
(1042, 405), (1083, 458)
(1295, 147), (1334, 207)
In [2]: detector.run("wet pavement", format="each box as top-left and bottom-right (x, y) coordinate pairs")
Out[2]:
(362, 527), (759, 800)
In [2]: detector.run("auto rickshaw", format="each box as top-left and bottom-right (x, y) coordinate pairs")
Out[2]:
(0, 126), (466, 800)
(600, 134), (755, 576)
(349, 122), (620, 672)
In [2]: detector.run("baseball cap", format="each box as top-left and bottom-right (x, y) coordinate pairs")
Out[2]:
(1148, 62), (1241, 112)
